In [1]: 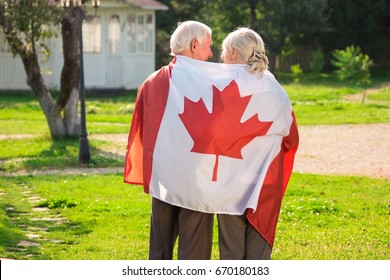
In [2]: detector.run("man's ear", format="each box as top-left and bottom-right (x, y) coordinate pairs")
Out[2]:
(191, 39), (198, 52)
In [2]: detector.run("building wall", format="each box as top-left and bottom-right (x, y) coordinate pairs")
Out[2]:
(0, 4), (156, 91)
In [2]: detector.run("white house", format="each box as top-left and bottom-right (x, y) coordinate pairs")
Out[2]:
(0, 0), (168, 90)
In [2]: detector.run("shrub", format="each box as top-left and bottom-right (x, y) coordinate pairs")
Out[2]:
(331, 45), (374, 103)
(310, 49), (324, 73)
(290, 64), (303, 83)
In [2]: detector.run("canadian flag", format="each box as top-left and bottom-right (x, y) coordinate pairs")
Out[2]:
(124, 56), (299, 247)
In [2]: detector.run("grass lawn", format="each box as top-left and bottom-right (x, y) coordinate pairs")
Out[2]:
(279, 71), (390, 125)
(0, 173), (388, 260)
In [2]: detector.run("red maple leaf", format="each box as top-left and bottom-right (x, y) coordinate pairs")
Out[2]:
(179, 80), (273, 181)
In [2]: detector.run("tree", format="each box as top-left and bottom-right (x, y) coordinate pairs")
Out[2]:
(321, 0), (390, 69)
(331, 45), (374, 104)
(197, 0), (329, 71)
(256, 0), (329, 72)
(154, 0), (390, 72)
(0, 0), (82, 139)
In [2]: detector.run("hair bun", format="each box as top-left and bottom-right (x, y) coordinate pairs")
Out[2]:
(248, 50), (268, 64)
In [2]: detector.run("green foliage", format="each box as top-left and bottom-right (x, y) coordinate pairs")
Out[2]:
(310, 49), (324, 73)
(331, 45), (374, 104)
(37, 198), (78, 210)
(331, 45), (374, 86)
(154, 0), (390, 70)
(0, 0), (61, 60)
(290, 64), (303, 83)
(291, 64), (303, 75)
(324, 0), (390, 69)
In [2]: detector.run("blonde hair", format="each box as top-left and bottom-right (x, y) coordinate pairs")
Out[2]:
(222, 27), (269, 76)
(170, 21), (212, 56)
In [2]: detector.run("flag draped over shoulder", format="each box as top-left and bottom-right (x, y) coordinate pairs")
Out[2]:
(124, 55), (299, 247)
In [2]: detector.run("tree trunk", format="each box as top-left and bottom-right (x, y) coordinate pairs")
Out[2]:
(59, 10), (81, 136)
(249, 0), (260, 30)
(268, 51), (277, 73)
(362, 88), (367, 104)
(64, 88), (80, 135)
(20, 47), (66, 139)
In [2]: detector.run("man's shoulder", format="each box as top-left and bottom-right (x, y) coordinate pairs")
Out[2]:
(143, 63), (172, 85)
(138, 62), (173, 96)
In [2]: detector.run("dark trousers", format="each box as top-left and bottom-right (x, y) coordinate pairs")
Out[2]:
(149, 197), (214, 260)
(217, 213), (272, 260)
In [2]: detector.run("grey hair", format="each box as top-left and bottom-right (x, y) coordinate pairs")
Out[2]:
(170, 21), (212, 55)
(222, 27), (268, 76)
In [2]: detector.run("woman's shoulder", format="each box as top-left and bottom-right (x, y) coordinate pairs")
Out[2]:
(262, 70), (276, 80)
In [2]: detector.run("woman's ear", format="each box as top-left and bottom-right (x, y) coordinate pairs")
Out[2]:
(231, 48), (238, 62)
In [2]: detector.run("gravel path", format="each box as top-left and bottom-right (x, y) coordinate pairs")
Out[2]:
(293, 123), (390, 178)
(91, 124), (390, 179)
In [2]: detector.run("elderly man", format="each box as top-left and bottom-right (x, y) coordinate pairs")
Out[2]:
(124, 21), (214, 260)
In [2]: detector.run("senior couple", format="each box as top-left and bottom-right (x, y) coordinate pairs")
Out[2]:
(124, 21), (299, 260)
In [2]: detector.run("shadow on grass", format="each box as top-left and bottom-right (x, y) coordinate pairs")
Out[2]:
(0, 203), (26, 248)
(0, 201), (42, 259)
(0, 199), (94, 259)
(2, 137), (124, 172)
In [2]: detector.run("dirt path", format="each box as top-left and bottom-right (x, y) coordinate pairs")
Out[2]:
(91, 124), (390, 179)
(293, 123), (390, 178)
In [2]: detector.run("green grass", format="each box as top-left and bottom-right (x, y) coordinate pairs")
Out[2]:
(0, 90), (137, 135)
(277, 72), (390, 125)
(369, 86), (390, 101)
(292, 103), (390, 125)
(273, 174), (389, 260)
(0, 173), (388, 260)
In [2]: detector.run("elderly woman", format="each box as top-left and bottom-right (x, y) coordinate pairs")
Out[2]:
(218, 27), (299, 260)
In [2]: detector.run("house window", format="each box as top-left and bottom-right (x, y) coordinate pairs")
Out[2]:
(127, 14), (136, 53)
(109, 15), (121, 54)
(145, 14), (153, 53)
(127, 13), (153, 54)
(83, 16), (101, 53)
(137, 15), (145, 52)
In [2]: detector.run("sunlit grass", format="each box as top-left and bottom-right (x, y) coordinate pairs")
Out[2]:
(368, 86), (390, 101)
(273, 174), (389, 260)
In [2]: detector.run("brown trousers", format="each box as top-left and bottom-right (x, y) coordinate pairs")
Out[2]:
(217, 213), (272, 260)
(148, 197), (214, 260)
